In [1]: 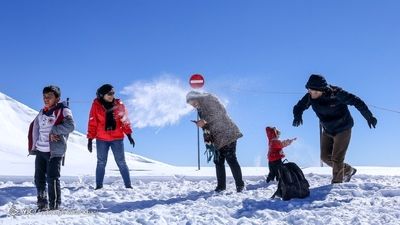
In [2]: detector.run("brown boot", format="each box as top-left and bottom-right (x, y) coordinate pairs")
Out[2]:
(344, 168), (357, 182)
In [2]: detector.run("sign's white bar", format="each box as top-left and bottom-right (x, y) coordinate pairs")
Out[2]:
(190, 80), (204, 84)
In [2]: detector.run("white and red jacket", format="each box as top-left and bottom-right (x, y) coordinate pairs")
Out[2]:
(266, 127), (294, 162)
(28, 102), (75, 157)
(87, 98), (132, 141)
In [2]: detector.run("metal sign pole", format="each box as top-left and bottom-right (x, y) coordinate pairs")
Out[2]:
(197, 114), (200, 170)
(319, 123), (323, 167)
(62, 97), (69, 166)
(189, 74), (205, 171)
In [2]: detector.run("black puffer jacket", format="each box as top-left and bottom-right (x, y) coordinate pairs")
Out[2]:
(293, 85), (374, 135)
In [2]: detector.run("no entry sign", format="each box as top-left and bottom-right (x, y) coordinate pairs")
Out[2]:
(189, 74), (205, 89)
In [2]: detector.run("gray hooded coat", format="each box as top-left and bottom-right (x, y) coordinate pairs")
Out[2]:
(187, 91), (243, 150)
(28, 102), (75, 158)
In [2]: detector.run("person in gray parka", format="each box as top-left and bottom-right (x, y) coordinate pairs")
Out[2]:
(28, 86), (75, 211)
(186, 91), (245, 192)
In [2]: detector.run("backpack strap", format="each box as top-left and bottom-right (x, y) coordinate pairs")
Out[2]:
(204, 143), (219, 163)
(271, 189), (279, 199)
(53, 105), (65, 126)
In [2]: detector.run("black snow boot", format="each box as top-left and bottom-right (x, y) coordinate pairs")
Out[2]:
(49, 202), (60, 210)
(236, 185), (245, 193)
(214, 186), (226, 193)
(36, 191), (48, 212)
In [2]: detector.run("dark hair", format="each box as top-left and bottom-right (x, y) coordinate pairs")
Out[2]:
(43, 85), (61, 98)
(96, 84), (114, 99)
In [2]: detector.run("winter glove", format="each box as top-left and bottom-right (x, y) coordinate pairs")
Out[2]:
(195, 119), (207, 128)
(367, 116), (377, 128)
(126, 134), (135, 148)
(203, 130), (213, 144)
(87, 139), (93, 153)
(292, 117), (303, 127)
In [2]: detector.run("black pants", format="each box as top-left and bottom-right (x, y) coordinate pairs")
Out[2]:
(214, 141), (244, 188)
(267, 159), (283, 182)
(34, 151), (62, 208)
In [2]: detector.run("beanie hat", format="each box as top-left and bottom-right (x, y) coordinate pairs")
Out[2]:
(266, 127), (277, 140)
(96, 84), (114, 99)
(186, 91), (209, 103)
(43, 85), (61, 98)
(305, 74), (328, 91)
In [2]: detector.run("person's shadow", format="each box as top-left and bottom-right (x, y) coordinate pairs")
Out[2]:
(233, 184), (352, 218)
(245, 180), (270, 191)
(0, 186), (36, 207)
(0, 186), (37, 218)
(97, 190), (215, 213)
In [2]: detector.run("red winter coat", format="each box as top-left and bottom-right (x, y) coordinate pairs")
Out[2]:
(266, 127), (292, 162)
(87, 98), (132, 141)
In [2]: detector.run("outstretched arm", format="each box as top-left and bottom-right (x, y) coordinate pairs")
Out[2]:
(336, 89), (377, 128)
(281, 138), (297, 148)
(293, 94), (311, 126)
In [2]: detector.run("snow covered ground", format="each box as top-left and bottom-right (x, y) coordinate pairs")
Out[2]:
(1, 167), (400, 225)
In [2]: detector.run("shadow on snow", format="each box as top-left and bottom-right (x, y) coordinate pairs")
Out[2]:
(0, 186), (36, 207)
(233, 184), (353, 218)
(97, 190), (215, 213)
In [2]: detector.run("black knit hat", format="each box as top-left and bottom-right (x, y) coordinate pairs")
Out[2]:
(96, 84), (114, 99)
(43, 85), (61, 98)
(305, 74), (328, 91)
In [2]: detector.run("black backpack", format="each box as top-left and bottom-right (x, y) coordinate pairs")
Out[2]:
(271, 162), (310, 201)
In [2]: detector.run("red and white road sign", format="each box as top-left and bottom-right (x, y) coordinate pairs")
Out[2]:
(189, 74), (205, 89)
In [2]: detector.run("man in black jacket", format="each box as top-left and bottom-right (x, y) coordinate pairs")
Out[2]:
(292, 74), (377, 184)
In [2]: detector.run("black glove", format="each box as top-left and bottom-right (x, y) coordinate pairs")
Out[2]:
(203, 132), (213, 144)
(367, 116), (377, 128)
(292, 117), (303, 127)
(87, 139), (93, 153)
(126, 134), (135, 148)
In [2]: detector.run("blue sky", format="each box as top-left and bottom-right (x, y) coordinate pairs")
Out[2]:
(1, 0), (399, 167)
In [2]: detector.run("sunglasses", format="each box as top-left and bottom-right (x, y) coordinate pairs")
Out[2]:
(106, 91), (115, 96)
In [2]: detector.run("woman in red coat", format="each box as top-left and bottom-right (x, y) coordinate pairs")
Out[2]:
(87, 84), (135, 189)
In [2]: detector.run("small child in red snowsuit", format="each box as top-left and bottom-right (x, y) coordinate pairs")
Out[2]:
(266, 126), (296, 183)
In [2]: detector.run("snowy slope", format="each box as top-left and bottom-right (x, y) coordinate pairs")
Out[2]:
(0, 92), (173, 176)
(0, 168), (400, 225)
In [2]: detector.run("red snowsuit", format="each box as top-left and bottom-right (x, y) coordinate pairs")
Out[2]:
(266, 127), (293, 162)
